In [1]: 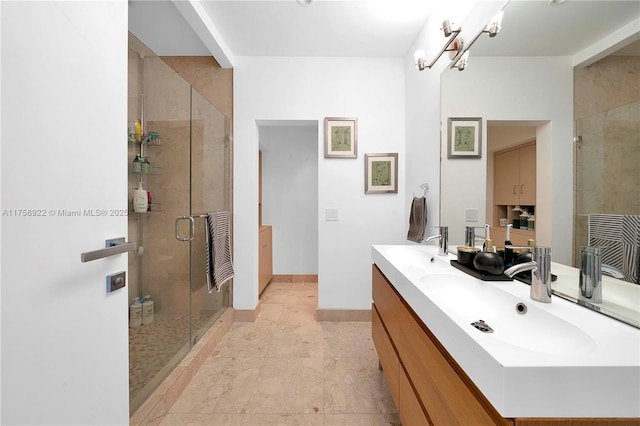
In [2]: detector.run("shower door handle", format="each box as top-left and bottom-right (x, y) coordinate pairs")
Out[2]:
(175, 216), (195, 242)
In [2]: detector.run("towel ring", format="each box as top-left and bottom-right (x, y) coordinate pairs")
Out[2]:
(419, 183), (429, 197)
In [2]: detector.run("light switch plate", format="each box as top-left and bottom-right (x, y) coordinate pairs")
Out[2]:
(465, 208), (479, 222)
(106, 271), (126, 293)
(326, 208), (339, 221)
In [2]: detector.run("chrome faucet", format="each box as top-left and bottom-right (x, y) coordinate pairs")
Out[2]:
(503, 246), (552, 303)
(465, 226), (477, 247)
(464, 225), (489, 247)
(602, 264), (624, 279)
(579, 246), (602, 303)
(423, 226), (448, 256)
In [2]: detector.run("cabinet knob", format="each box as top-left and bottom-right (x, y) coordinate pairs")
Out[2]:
(513, 185), (517, 195)
(521, 184), (525, 194)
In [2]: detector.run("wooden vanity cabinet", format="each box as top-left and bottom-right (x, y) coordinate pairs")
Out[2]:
(372, 264), (510, 426)
(372, 291), (428, 425)
(372, 264), (639, 426)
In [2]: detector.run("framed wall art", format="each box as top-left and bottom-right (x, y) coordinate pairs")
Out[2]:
(365, 153), (398, 194)
(324, 117), (357, 158)
(447, 117), (482, 159)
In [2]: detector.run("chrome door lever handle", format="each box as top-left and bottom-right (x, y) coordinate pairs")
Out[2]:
(81, 237), (136, 262)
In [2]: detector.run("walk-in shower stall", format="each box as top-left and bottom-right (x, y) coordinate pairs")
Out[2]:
(127, 36), (232, 414)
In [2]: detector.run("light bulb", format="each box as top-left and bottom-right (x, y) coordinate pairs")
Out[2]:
(414, 49), (426, 71)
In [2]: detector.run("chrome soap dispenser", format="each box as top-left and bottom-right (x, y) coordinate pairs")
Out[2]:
(579, 246), (602, 304)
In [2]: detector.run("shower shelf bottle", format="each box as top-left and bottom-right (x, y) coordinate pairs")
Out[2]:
(133, 181), (149, 213)
(142, 295), (154, 325)
(129, 298), (142, 328)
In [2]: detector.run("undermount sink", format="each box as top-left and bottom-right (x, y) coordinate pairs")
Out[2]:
(418, 274), (597, 356)
(376, 245), (454, 278)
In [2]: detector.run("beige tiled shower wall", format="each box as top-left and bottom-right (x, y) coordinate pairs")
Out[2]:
(161, 56), (233, 121)
(573, 56), (640, 266)
(574, 56), (640, 121)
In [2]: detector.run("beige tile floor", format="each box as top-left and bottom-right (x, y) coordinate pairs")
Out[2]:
(159, 282), (400, 425)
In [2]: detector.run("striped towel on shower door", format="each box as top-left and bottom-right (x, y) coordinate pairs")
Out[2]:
(588, 213), (640, 284)
(205, 211), (235, 292)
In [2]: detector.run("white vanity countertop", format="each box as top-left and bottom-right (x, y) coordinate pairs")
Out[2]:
(372, 244), (640, 419)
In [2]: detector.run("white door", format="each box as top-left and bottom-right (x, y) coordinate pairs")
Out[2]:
(1, 2), (129, 424)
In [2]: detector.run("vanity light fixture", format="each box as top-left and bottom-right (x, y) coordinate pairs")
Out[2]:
(485, 10), (503, 37)
(455, 51), (469, 71)
(442, 19), (453, 37)
(297, 0), (312, 5)
(448, 10), (505, 71)
(414, 19), (462, 71)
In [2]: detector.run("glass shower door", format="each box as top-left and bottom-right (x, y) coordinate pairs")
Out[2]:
(128, 53), (193, 414)
(189, 87), (232, 344)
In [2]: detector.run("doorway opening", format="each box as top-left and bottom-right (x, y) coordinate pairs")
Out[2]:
(257, 121), (319, 299)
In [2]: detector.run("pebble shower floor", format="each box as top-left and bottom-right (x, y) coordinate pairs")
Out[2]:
(129, 312), (215, 401)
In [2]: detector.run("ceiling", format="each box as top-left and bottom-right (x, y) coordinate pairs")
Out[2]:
(128, 0), (640, 65)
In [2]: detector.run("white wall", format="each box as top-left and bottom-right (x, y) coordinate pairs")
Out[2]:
(234, 57), (406, 311)
(441, 56), (574, 264)
(259, 125), (319, 275)
(403, 9), (446, 237)
(1, 1), (129, 424)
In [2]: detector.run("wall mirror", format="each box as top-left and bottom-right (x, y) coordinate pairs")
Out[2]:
(439, 0), (640, 328)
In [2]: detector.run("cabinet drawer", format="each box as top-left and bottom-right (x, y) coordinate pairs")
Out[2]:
(372, 265), (403, 344)
(372, 304), (400, 410)
(399, 367), (431, 426)
(396, 303), (504, 425)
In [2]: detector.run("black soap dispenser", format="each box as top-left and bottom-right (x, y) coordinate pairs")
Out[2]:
(473, 225), (505, 275)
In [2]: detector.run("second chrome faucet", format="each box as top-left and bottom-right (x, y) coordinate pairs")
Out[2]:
(423, 226), (448, 256)
(503, 246), (553, 303)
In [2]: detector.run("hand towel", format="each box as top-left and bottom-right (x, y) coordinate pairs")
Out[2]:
(407, 196), (427, 243)
(588, 213), (640, 284)
(205, 211), (235, 292)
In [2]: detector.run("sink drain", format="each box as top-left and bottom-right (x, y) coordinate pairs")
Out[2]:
(471, 319), (493, 333)
(515, 302), (528, 315)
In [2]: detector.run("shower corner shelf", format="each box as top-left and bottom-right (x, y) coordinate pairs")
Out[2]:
(129, 203), (162, 213)
(129, 166), (162, 175)
(128, 134), (162, 146)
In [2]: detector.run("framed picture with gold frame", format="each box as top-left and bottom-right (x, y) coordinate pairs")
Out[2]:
(365, 153), (398, 194)
(447, 117), (482, 159)
(324, 117), (357, 158)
